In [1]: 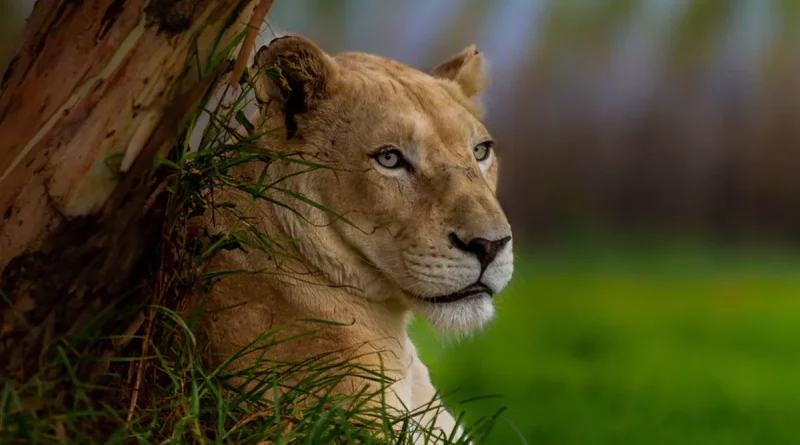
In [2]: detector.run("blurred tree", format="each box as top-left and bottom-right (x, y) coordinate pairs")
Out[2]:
(668, 0), (732, 66)
(535, 0), (639, 70)
(0, 1), (24, 70)
(766, 0), (800, 80)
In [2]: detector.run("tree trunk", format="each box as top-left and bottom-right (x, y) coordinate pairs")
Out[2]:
(0, 0), (263, 381)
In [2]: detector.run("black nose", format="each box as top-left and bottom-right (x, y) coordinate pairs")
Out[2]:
(449, 233), (511, 270)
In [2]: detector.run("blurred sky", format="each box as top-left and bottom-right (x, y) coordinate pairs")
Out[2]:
(4, 0), (800, 244)
(263, 1), (800, 244)
(266, 1), (777, 120)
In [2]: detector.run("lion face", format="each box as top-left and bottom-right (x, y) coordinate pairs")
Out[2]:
(252, 36), (513, 333)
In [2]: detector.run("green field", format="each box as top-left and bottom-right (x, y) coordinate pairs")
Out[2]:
(412, 244), (800, 445)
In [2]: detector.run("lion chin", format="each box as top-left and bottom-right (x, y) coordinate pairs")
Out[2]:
(415, 295), (496, 334)
(196, 33), (513, 443)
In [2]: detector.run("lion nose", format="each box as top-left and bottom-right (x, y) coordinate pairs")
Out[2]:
(449, 233), (512, 270)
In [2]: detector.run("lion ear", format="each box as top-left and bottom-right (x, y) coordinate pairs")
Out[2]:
(251, 35), (339, 116)
(430, 45), (488, 98)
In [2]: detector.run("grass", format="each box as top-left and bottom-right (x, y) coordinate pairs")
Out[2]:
(8, 239), (799, 444)
(412, 242), (800, 445)
(0, 302), (485, 444)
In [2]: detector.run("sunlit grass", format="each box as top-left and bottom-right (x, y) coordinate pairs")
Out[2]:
(413, 244), (800, 445)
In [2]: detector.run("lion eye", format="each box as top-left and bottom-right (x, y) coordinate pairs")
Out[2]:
(372, 147), (406, 169)
(473, 142), (492, 162)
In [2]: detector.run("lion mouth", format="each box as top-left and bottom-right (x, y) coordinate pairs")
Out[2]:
(425, 283), (493, 304)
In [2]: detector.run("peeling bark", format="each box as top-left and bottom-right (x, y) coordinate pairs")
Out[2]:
(0, 0), (261, 381)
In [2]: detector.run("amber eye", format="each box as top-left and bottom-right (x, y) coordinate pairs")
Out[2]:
(473, 142), (492, 162)
(372, 147), (408, 170)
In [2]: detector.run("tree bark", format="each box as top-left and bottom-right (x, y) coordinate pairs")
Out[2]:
(0, 0), (263, 381)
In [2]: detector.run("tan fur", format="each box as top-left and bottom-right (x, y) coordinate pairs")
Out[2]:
(197, 35), (513, 441)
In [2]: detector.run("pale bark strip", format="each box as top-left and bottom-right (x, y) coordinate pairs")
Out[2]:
(0, 0), (263, 381)
(0, 0), (258, 267)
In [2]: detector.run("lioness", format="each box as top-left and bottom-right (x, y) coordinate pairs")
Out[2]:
(199, 35), (513, 440)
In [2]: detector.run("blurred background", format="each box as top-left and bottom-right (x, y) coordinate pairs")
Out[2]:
(4, 1), (800, 443)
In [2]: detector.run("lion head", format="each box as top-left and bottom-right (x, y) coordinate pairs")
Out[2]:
(249, 35), (513, 333)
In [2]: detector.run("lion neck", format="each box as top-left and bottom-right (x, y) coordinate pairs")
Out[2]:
(224, 183), (414, 364)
